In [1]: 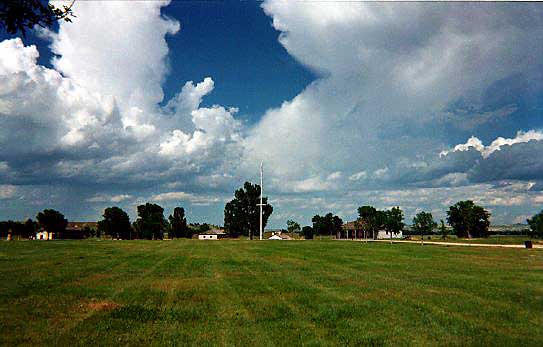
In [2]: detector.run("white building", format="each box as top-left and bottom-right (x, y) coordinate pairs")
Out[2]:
(198, 234), (218, 240)
(197, 229), (226, 240)
(268, 234), (282, 240)
(35, 231), (53, 240)
(376, 230), (403, 239)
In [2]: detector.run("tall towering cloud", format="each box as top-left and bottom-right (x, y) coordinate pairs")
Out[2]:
(0, 0), (243, 192)
(245, 2), (543, 193)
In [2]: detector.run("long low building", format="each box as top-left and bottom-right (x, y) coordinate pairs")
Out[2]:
(34, 222), (97, 240)
(197, 229), (227, 240)
(342, 221), (403, 239)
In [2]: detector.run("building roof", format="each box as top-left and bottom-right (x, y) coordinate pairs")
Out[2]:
(199, 228), (226, 235)
(67, 222), (98, 230)
(343, 221), (358, 230)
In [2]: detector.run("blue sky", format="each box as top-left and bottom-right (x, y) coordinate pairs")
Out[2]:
(1, 1), (543, 228)
(161, 1), (316, 122)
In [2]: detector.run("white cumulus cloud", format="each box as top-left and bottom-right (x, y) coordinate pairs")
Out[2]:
(440, 130), (543, 159)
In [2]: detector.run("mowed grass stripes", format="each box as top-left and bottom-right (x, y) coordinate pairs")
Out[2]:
(0, 240), (542, 346)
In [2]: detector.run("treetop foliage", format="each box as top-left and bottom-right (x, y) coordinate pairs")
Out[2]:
(0, 0), (75, 37)
(447, 200), (490, 238)
(224, 181), (273, 239)
(169, 207), (190, 238)
(98, 206), (132, 240)
(134, 203), (167, 240)
(382, 206), (404, 236)
(356, 205), (396, 239)
(36, 209), (67, 234)
(287, 220), (301, 233)
(527, 210), (543, 238)
(301, 225), (314, 239)
(311, 213), (343, 236)
(412, 211), (437, 235)
(0, 219), (37, 239)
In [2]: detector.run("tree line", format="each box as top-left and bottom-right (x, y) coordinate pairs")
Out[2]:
(99, 203), (213, 240)
(3, 180), (543, 240)
(0, 204), (210, 240)
(280, 200), (543, 240)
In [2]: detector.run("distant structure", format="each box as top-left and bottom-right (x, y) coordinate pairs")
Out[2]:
(197, 229), (227, 240)
(267, 230), (292, 240)
(342, 221), (403, 240)
(34, 222), (95, 240)
(376, 230), (403, 240)
(35, 230), (54, 240)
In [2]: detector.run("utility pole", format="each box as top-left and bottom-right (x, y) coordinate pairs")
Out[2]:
(258, 162), (264, 240)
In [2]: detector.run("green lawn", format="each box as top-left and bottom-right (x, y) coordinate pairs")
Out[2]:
(1, 240), (542, 346)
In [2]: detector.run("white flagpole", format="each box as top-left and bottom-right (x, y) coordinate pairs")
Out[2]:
(259, 161), (263, 240)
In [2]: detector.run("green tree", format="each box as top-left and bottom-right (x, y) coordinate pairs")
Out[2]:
(301, 225), (314, 239)
(0, 0), (75, 37)
(168, 207), (189, 238)
(311, 213), (343, 237)
(439, 219), (449, 239)
(527, 210), (543, 238)
(98, 206), (132, 239)
(82, 225), (95, 238)
(383, 206), (404, 242)
(286, 220), (301, 234)
(446, 200), (490, 238)
(134, 203), (167, 240)
(36, 209), (67, 238)
(412, 211), (437, 236)
(23, 219), (38, 238)
(357, 206), (384, 240)
(0, 220), (36, 239)
(224, 182), (273, 239)
(198, 223), (211, 234)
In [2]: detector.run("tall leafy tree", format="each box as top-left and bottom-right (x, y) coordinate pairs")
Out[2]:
(196, 223), (211, 234)
(446, 200), (490, 238)
(23, 219), (38, 238)
(224, 182), (273, 239)
(357, 205), (384, 240)
(383, 206), (404, 242)
(98, 207), (132, 239)
(36, 209), (67, 238)
(311, 215), (325, 235)
(168, 207), (189, 238)
(412, 211), (437, 236)
(439, 219), (449, 239)
(301, 226), (314, 240)
(311, 213), (343, 237)
(134, 203), (167, 240)
(286, 220), (301, 234)
(527, 210), (543, 238)
(0, 219), (37, 239)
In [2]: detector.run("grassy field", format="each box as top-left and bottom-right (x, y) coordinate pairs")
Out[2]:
(1, 240), (542, 346)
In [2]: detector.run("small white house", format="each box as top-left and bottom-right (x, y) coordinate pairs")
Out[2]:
(268, 234), (283, 240)
(376, 230), (403, 239)
(198, 234), (218, 240)
(35, 231), (53, 240)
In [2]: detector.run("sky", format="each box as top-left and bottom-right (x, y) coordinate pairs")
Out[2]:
(1, 1), (543, 228)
